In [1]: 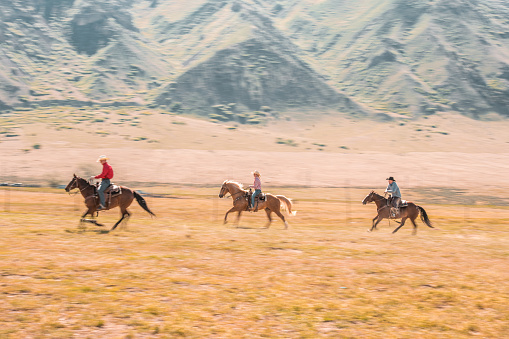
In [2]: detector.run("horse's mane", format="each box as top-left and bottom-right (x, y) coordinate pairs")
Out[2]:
(224, 180), (245, 190)
(75, 175), (93, 187)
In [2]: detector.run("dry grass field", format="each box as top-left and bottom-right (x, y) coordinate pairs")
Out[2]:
(1, 187), (508, 338)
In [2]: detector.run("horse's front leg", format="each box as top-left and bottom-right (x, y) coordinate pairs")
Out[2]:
(224, 207), (237, 225)
(369, 216), (383, 232)
(80, 208), (104, 227)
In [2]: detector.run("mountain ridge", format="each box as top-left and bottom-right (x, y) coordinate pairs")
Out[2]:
(1, 0), (509, 120)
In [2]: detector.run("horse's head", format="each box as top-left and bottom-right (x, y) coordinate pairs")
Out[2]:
(64, 174), (79, 192)
(362, 191), (376, 205)
(218, 181), (229, 198)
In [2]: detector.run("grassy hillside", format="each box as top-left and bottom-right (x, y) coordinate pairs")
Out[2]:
(1, 0), (509, 119)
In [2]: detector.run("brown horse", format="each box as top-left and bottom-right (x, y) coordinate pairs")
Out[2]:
(65, 174), (155, 230)
(218, 180), (296, 229)
(362, 191), (433, 234)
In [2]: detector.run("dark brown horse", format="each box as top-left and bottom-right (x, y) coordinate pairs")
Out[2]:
(218, 180), (296, 229)
(362, 191), (433, 234)
(65, 174), (155, 230)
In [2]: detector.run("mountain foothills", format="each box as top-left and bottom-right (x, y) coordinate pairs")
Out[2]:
(1, 0), (509, 120)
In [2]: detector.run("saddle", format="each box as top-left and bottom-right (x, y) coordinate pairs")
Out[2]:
(104, 184), (121, 195)
(246, 190), (265, 210)
(387, 198), (409, 219)
(94, 183), (122, 207)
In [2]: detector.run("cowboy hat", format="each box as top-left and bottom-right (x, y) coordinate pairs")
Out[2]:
(97, 155), (109, 162)
(386, 176), (396, 181)
(252, 170), (261, 176)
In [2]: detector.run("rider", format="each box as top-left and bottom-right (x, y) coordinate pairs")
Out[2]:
(93, 155), (114, 211)
(385, 176), (401, 218)
(249, 170), (262, 212)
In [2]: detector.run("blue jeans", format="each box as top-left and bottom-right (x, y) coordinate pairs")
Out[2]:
(98, 179), (110, 206)
(252, 189), (261, 208)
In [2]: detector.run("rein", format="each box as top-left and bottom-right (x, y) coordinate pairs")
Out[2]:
(69, 178), (95, 199)
(224, 184), (248, 202)
(369, 194), (389, 213)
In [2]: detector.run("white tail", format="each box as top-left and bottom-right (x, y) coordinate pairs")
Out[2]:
(276, 195), (297, 216)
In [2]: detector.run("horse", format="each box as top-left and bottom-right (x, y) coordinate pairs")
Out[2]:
(218, 180), (296, 229)
(362, 191), (433, 234)
(64, 174), (155, 230)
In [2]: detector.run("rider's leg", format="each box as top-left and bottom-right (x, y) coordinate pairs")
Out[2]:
(392, 197), (401, 217)
(98, 179), (110, 209)
(252, 189), (261, 211)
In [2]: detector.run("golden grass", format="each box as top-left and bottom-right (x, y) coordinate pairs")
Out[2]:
(0, 188), (508, 338)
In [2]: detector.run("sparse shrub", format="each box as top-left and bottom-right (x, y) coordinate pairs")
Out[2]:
(48, 178), (60, 188)
(32, 143), (41, 149)
(232, 2), (242, 12)
(171, 102), (183, 113)
(276, 138), (298, 147)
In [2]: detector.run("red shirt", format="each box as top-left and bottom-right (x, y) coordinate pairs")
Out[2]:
(95, 162), (114, 179)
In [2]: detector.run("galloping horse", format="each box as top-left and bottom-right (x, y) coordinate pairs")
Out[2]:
(65, 174), (155, 230)
(362, 191), (433, 234)
(218, 180), (296, 229)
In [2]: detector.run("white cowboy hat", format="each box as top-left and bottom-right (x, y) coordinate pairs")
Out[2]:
(252, 170), (261, 176)
(97, 155), (109, 162)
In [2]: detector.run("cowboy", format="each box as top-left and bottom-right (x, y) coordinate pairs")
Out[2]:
(385, 176), (401, 218)
(249, 170), (262, 212)
(92, 155), (114, 211)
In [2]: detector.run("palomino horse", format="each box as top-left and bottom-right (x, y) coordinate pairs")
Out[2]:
(362, 191), (433, 234)
(65, 174), (155, 230)
(218, 180), (296, 229)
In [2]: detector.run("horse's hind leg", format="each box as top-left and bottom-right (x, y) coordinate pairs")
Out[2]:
(264, 209), (273, 229)
(118, 210), (131, 230)
(235, 211), (242, 227)
(392, 217), (408, 234)
(274, 210), (288, 229)
(111, 211), (129, 231)
(411, 218), (418, 235)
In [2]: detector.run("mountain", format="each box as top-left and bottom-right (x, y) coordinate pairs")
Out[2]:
(1, 0), (509, 120)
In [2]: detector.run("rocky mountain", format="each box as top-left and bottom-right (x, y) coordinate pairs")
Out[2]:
(1, 0), (509, 120)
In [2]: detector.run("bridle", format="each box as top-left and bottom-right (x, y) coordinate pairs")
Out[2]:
(367, 193), (391, 213)
(221, 184), (246, 202)
(67, 177), (93, 197)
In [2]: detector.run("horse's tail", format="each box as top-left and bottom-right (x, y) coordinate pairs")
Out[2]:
(417, 205), (433, 228)
(134, 191), (156, 217)
(277, 195), (297, 216)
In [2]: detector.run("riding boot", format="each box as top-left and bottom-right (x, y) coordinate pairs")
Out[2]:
(97, 204), (106, 211)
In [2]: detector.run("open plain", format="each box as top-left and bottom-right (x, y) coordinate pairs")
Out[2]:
(1, 186), (508, 338)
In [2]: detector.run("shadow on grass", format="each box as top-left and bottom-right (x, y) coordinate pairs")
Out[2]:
(65, 228), (110, 234)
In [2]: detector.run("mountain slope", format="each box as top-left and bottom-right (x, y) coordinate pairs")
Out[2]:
(1, 0), (509, 119)
(277, 0), (509, 118)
